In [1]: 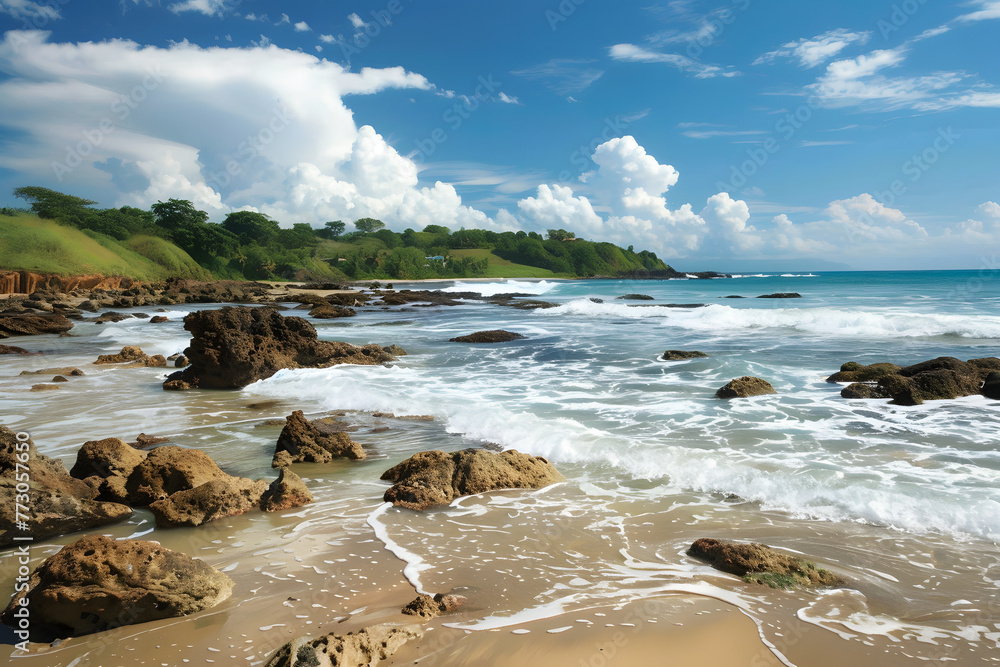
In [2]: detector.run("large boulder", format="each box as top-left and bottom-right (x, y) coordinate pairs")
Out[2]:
(878, 369), (983, 406)
(1, 535), (233, 640)
(827, 362), (902, 383)
(831, 356), (1000, 405)
(715, 376), (776, 399)
(380, 448), (564, 511)
(162, 306), (395, 390)
(0, 313), (73, 337)
(124, 445), (230, 506)
(149, 477), (267, 528)
(272, 410), (366, 466)
(69, 438), (147, 504)
(265, 624), (423, 667)
(840, 383), (892, 399)
(260, 468), (314, 512)
(0, 428), (131, 548)
(688, 538), (846, 589)
(448, 330), (525, 343)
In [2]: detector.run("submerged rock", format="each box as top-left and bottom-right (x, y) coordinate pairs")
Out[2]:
(265, 624), (423, 667)
(0, 344), (30, 354)
(688, 538), (846, 589)
(95, 345), (166, 367)
(260, 467), (314, 512)
(163, 306), (395, 390)
(381, 448), (564, 511)
(662, 350), (708, 361)
(830, 356), (1000, 405)
(0, 428), (131, 548)
(382, 344), (407, 356)
(0, 535), (233, 640)
(757, 293), (801, 299)
(273, 410), (366, 466)
(615, 294), (654, 300)
(448, 330), (526, 343)
(401, 593), (467, 619)
(0, 313), (73, 337)
(715, 376), (776, 399)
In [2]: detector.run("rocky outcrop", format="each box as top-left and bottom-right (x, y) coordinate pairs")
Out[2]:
(308, 303), (356, 318)
(0, 344), (30, 354)
(70, 438), (147, 504)
(715, 376), (776, 399)
(260, 468), (314, 512)
(265, 624), (423, 667)
(662, 350), (708, 361)
(0, 271), (136, 295)
(757, 293), (801, 299)
(0, 428), (131, 548)
(830, 356), (1000, 405)
(381, 448), (564, 511)
(448, 330), (526, 343)
(1, 535), (233, 640)
(124, 445), (232, 506)
(616, 294), (654, 300)
(163, 307), (395, 390)
(95, 345), (167, 367)
(382, 344), (407, 356)
(272, 410), (366, 466)
(401, 593), (467, 619)
(0, 313), (73, 337)
(149, 477), (267, 528)
(688, 538), (846, 589)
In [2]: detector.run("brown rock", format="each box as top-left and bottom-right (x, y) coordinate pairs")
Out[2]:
(449, 330), (526, 343)
(662, 350), (708, 361)
(401, 593), (467, 619)
(0, 535), (233, 640)
(19, 366), (84, 377)
(260, 468), (314, 512)
(124, 445), (230, 506)
(308, 303), (357, 318)
(382, 344), (407, 356)
(381, 448), (564, 511)
(827, 362), (903, 383)
(51, 375), (68, 382)
(688, 538), (846, 588)
(879, 369), (983, 406)
(0, 344), (30, 354)
(94, 346), (166, 367)
(715, 376), (776, 399)
(265, 624), (423, 667)
(149, 477), (267, 527)
(150, 315), (169, 323)
(94, 311), (133, 323)
(70, 438), (147, 503)
(0, 313), (74, 337)
(840, 383), (892, 399)
(162, 306), (395, 390)
(273, 410), (366, 466)
(29, 383), (60, 391)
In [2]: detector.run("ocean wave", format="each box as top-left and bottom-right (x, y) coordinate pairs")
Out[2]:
(439, 279), (558, 297)
(540, 300), (1000, 339)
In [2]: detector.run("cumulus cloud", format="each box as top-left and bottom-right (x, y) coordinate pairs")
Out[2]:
(754, 29), (871, 68)
(294, 21), (311, 32)
(700, 192), (762, 253)
(518, 184), (604, 237)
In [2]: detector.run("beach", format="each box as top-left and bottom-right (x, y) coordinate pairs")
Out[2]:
(2, 271), (1000, 665)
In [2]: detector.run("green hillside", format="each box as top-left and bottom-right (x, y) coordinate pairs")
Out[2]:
(0, 212), (210, 280)
(449, 249), (559, 278)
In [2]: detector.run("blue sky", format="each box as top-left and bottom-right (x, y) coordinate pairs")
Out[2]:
(0, 0), (998, 270)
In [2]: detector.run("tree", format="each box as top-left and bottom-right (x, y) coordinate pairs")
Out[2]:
(354, 217), (385, 234)
(222, 211), (280, 245)
(151, 199), (209, 232)
(547, 228), (576, 241)
(318, 220), (345, 239)
(13, 186), (97, 227)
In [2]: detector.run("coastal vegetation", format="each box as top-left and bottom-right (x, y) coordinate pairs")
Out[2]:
(2, 186), (671, 282)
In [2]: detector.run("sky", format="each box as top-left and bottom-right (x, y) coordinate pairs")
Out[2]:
(0, 0), (998, 270)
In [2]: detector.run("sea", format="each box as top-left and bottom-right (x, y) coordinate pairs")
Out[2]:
(2, 269), (999, 665)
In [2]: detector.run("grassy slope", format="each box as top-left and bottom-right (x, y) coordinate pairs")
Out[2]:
(449, 248), (560, 278)
(0, 213), (209, 280)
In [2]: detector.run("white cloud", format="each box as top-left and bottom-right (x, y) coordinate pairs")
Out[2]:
(294, 21), (311, 33)
(348, 12), (367, 29)
(168, 0), (229, 16)
(0, 0), (61, 21)
(976, 201), (1000, 221)
(610, 43), (740, 78)
(319, 34), (338, 44)
(518, 184), (604, 237)
(498, 92), (520, 105)
(700, 192), (762, 253)
(824, 193), (927, 243)
(276, 13), (290, 26)
(754, 29), (872, 68)
(958, 0), (1000, 21)
(511, 59), (604, 96)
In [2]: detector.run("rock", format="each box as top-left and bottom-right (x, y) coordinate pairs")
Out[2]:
(0, 535), (233, 640)
(840, 383), (892, 399)
(273, 410), (366, 466)
(308, 303), (356, 318)
(968, 357), (1000, 374)
(0, 428), (132, 548)
(29, 383), (60, 391)
(589, 297), (604, 303)
(51, 375), (68, 382)
(715, 376), (776, 399)
(0, 344), (30, 354)
(661, 350), (708, 361)
(688, 538), (846, 588)
(826, 362), (902, 383)
(381, 448), (564, 511)
(0, 313), (73, 337)
(401, 593), (467, 619)
(272, 450), (294, 468)
(757, 293), (801, 299)
(163, 307), (395, 390)
(150, 315), (169, 323)
(449, 330), (526, 343)
(94, 311), (133, 323)
(615, 294), (655, 300)
(130, 433), (170, 449)
(723, 295), (744, 299)
(124, 445), (231, 506)
(382, 344), (407, 356)
(70, 438), (148, 503)
(20, 366), (84, 377)
(265, 625), (423, 667)
(149, 477), (267, 527)
(984, 371), (1000, 400)
(95, 346), (167, 367)
(879, 369), (983, 406)
(260, 468), (314, 512)
(487, 295), (559, 310)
